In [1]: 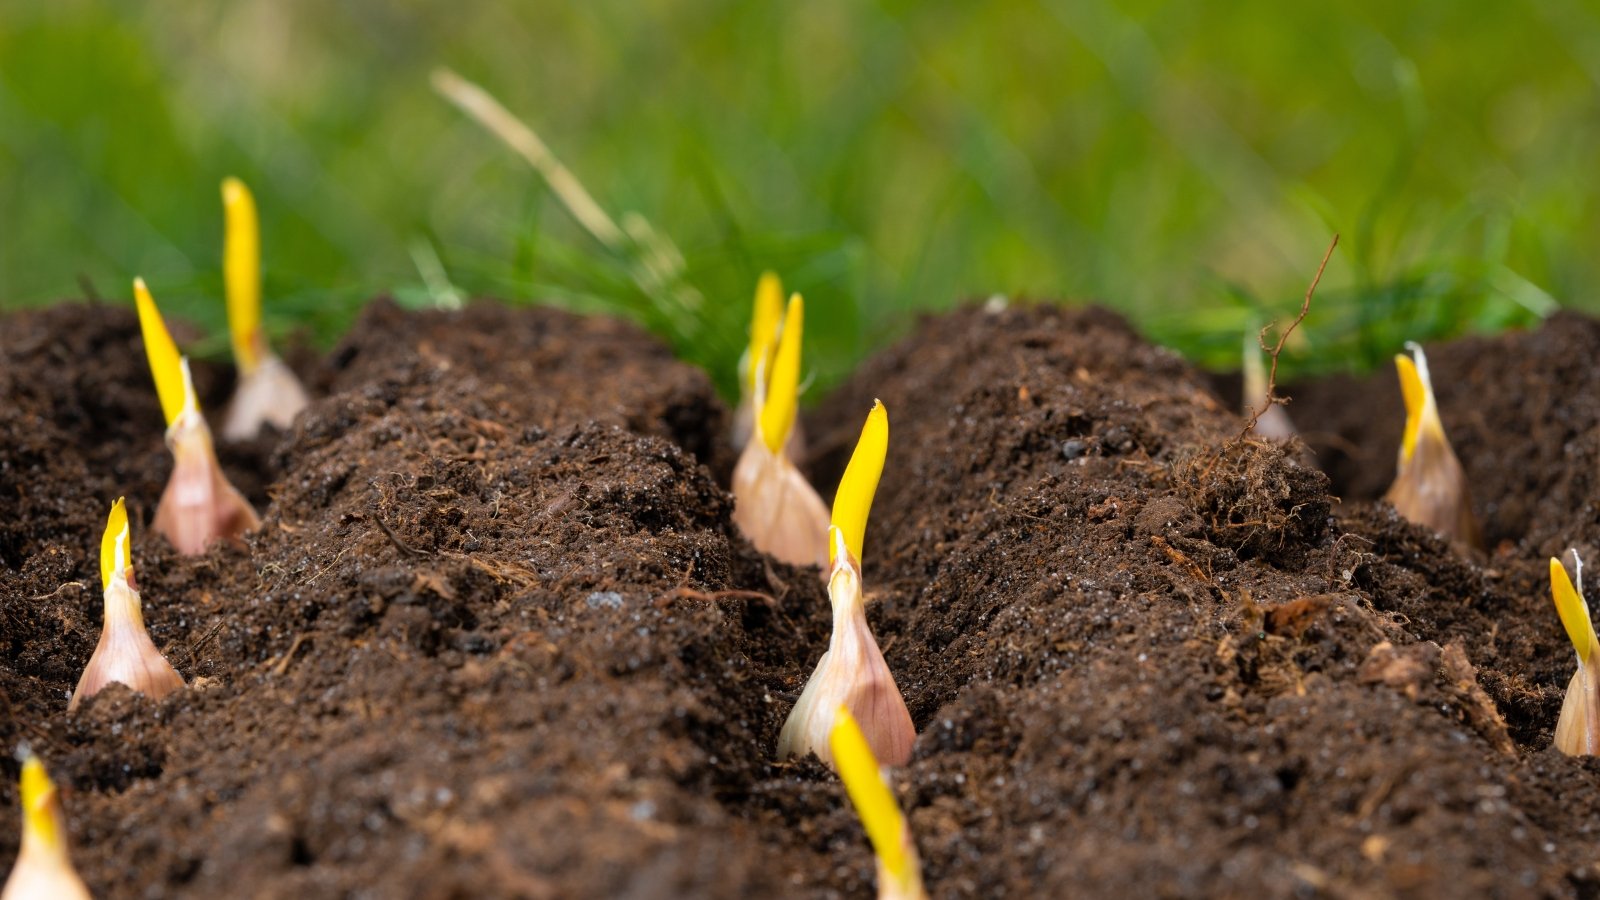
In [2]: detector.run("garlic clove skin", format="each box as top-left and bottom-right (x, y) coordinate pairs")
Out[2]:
(732, 438), (829, 569)
(221, 352), (309, 442)
(2, 757), (91, 900)
(778, 541), (914, 768)
(154, 411), (260, 555)
(69, 569), (185, 712)
(1553, 662), (1600, 756)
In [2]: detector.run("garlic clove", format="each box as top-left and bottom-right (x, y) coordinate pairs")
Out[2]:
(1383, 343), (1482, 549)
(1549, 554), (1600, 755)
(731, 438), (829, 568)
(135, 279), (261, 554)
(70, 499), (185, 712)
(221, 352), (309, 442)
(220, 178), (309, 442)
(829, 707), (927, 900)
(2, 755), (91, 900)
(778, 529), (914, 768)
(153, 411), (261, 555)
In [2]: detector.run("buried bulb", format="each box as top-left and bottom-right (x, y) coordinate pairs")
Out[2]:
(1383, 342), (1482, 549)
(731, 291), (830, 568)
(135, 278), (261, 554)
(778, 401), (915, 768)
(1, 753), (91, 900)
(219, 177), (310, 442)
(1547, 551), (1599, 756)
(830, 707), (927, 900)
(70, 498), (185, 711)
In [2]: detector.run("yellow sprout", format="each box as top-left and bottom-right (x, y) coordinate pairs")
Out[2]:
(1394, 351), (1428, 461)
(757, 293), (804, 455)
(2, 754), (91, 899)
(829, 707), (921, 896)
(831, 400), (887, 565)
(99, 497), (128, 592)
(134, 278), (198, 427)
(222, 177), (264, 375)
(1551, 556), (1596, 666)
(746, 271), (784, 399)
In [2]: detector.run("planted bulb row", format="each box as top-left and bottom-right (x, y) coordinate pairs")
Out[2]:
(5, 179), (308, 897)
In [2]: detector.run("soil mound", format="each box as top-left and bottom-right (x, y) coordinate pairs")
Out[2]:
(2, 298), (1597, 897)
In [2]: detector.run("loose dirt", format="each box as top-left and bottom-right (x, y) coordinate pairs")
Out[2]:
(2, 299), (1596, 898)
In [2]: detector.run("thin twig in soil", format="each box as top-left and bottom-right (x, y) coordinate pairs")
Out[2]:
(368, 512), (430, 558)
(1241, 234), (1339, 439)
(271, 632), (318, 677)
(30, 581), (87, 601)
(178, 620), (226, 670)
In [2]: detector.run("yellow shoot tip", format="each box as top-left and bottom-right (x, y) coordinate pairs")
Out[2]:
(757, 293), (804, 454)
(100, 498), (129, 592)
(134, 279), (198, 426)
(222, 177), (264, 374)
(1394, 351), (1426, 461)
(19, 755), (64, 853)
(1550, 556), (1596, 664)
(746, 272), (784, 397)
(831, 400), (888, 565)
(829, 706), (911, 889)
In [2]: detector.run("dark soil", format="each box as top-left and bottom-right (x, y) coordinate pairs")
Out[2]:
(2, 298), (1597, 898)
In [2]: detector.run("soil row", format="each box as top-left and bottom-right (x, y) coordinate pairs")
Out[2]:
(1, 299), (1596, 897)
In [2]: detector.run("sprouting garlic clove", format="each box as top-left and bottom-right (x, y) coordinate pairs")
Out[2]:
(1, 755), (92, 900)
(732, 291), (828, 566)
(731, 437), (829, 568)
(70, 499), (185, 712)
(153, 413), (261, 555)
(1548, 554), (1600, 755)
(778, 530), (914, 768)
(1383, 342), (1482, 549)
(135, 277), (260, 555)
(221, 353), (309, 442)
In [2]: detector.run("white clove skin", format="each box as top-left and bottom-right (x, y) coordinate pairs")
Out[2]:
(2, 755), (91, 900)
(155, 388), (261, 555)
(731, 438), (829, 569)
(70, 501), (185, 711)
(1550, 552), (1600, 756)
(778, 528), (915, 768)
(222, 352), (309, 442)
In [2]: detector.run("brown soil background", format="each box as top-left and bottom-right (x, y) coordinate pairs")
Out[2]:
(2, 299), (1598, 898)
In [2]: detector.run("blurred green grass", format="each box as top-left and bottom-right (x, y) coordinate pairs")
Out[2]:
(2, 0), (1595, 397)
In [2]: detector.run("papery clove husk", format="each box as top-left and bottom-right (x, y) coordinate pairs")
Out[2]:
(70, 499), (185, 712)
(135, 278), (261, 554)
(1549, 552), (1599, 756)
(778, 402), (914, 767)
(1382, 342), (1482, 549)
(1, 754), (91, 900)
(219, 177), (310, 442)
(731, 292), (829, 568)
(829, 707), (927, 900)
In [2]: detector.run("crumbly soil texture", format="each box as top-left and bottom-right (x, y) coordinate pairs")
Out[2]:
(1, 299), (1597, 898)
